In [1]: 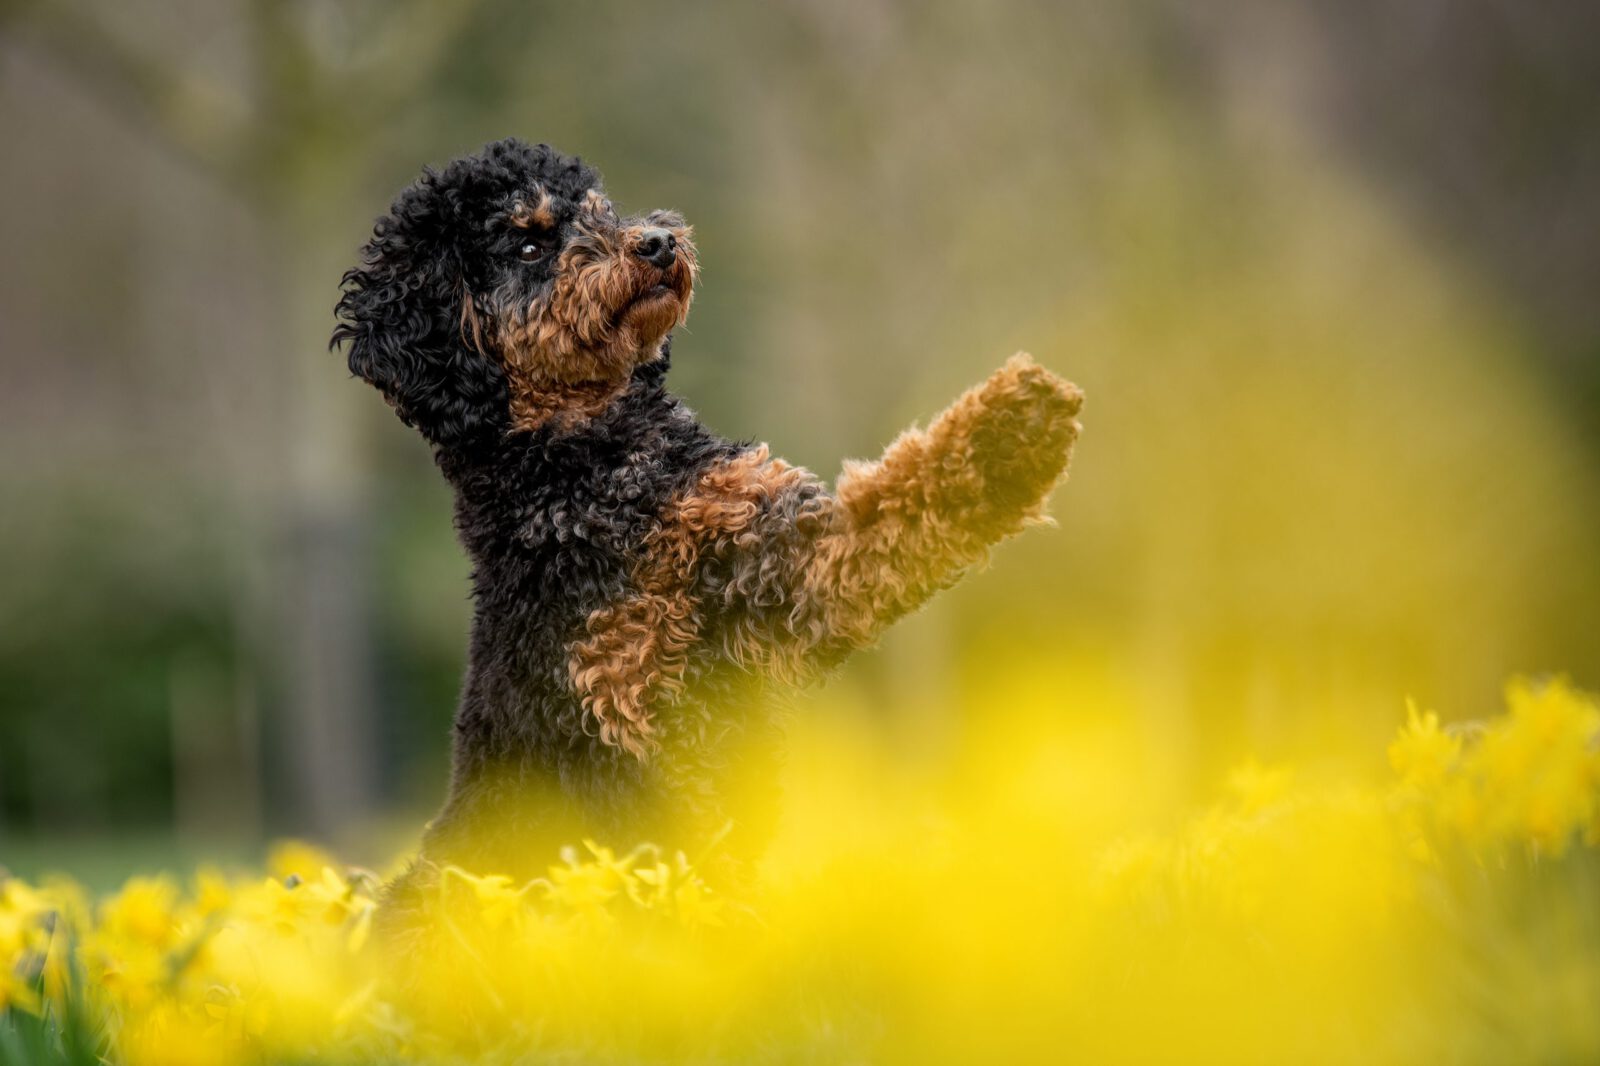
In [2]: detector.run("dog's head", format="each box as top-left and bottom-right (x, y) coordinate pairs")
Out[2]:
(332, 139), (698, 449)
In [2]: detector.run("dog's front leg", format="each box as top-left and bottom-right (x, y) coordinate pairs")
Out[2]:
(572, 356), (1081, 741)
(773, 354), (1084, 669)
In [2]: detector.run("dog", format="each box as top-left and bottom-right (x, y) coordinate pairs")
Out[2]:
(332, 138), (1083, 888)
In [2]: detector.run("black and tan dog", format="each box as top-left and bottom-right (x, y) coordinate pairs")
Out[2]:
(333, 139), (1083, 888)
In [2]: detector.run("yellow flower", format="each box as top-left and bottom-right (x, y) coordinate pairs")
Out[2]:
(1, 878), (50, 922)
(546, 849), (625, 917)
(629, 860), (675, 909)
(236, 875), (326, 937)
(1225, 758), (1296, 813)
(624, 850), (723, 926)
(1469, 677), (1600, 854)
(305, 866), (363, 925)
(1505, 676), (1600, 746)
(0, 882), (47, 1014)
(100, 876), (182, 950)
(0, 971), (42, 1016)
(440, 866), (527, 931)
(1388, 699), (1462, 791)
(268, 840), (339, 885)
(93, 936), (169, 1013)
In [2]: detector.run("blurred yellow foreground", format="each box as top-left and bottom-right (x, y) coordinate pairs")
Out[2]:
(3, 676), (1598, 1065)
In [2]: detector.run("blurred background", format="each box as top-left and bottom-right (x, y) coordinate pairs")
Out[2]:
(1, 0), (1597, 883)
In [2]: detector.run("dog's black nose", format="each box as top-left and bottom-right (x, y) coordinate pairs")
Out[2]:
(634, 227), (677, 269)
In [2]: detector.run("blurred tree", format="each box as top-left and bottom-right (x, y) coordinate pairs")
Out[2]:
(0, 0), (562, 840)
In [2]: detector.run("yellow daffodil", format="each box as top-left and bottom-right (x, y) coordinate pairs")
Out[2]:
(99, 876), (181, 950)
(267, 840), (339, 885)
(1388, 699), (1462, 791)
(440, 866), (526, 931)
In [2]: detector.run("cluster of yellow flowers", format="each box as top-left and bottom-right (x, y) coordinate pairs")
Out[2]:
(1391, 676), (1600, 856)
(0, 839), (736, 1065)
(2, 677), (1597, 1065)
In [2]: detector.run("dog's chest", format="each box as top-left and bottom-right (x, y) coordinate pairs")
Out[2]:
(449, 401), (738, 656)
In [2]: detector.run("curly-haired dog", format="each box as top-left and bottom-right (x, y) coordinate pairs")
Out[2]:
(333, 139), (1083, 889)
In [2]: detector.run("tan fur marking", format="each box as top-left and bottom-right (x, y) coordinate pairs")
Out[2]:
(507, 377), (630, 434)
(509, 190), (556, 230)
(569, 587), (698, 757)
(568, 447), (810, 756)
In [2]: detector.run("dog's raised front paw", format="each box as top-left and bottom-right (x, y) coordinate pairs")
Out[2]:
(966, 353), (1083, 512)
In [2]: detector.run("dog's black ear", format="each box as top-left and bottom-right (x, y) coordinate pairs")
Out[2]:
(331, 178), (509, 452)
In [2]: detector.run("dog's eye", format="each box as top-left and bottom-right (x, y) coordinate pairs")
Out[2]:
(518, 242), (545, 263)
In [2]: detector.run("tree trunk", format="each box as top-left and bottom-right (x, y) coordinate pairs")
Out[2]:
(269, 181), (381, 844)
